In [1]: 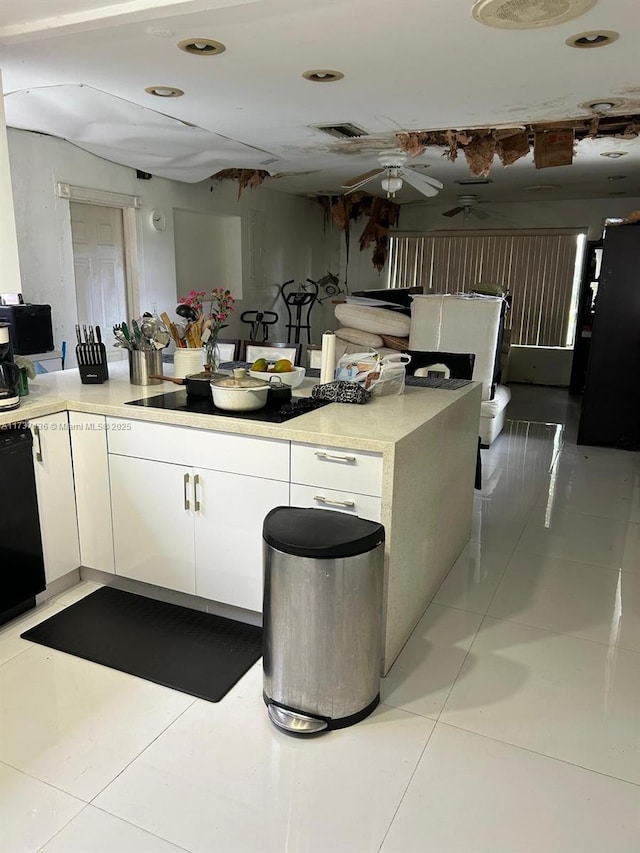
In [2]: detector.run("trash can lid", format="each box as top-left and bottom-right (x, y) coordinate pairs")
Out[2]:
(263, 506), (385, 559)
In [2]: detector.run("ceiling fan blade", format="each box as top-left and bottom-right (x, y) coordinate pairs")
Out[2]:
(406, 169), (444, 191)
(472, 207), (491, 220)
(442, 206), (464, 217)
(341, 168), (383, 189)
(400, 168), (441, 197)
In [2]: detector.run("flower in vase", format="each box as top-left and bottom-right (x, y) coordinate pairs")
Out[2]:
(178, 288), (235, 368)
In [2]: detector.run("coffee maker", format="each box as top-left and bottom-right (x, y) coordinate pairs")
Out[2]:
(0, 322), (21, 411)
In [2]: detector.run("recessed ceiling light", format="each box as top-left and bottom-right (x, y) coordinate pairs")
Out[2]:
(144, 86), (184, 98)
(177, 38), (226, 56)
(608, 175), (627, 181)
(473, 0), (596, 29)
(566, 30), (619, 48)
(302, 69), (344, 83)
(578, 98), (625, 113)
(600, 151), (628, 159)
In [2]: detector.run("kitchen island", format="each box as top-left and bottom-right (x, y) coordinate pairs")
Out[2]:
(2, 362), (481, 674)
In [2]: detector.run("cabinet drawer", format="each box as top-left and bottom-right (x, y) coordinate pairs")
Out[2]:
(290, 484), (381, 523)
(291, 442), (382, 496)
(106, 417), (289, 480)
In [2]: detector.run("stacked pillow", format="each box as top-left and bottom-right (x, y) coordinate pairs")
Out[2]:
(334, 304), (411, 351)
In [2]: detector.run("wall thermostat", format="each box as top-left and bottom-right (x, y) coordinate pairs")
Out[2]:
(149, 209), (166, 231)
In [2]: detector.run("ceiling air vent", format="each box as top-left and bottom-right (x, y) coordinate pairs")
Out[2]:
(456, 178), (493, 186)
(472, 0), (596, 29)
(311, 123), (368, 139)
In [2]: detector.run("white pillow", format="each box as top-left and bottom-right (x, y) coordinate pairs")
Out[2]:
(335, 303), (411, 336)
(335, 327), (384, 348)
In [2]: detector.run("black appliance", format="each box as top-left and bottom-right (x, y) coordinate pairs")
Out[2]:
(0, 427), (46, 626)
(578, 224), (640, 450)
(0, 322), (21, 412)
(0, 304), (54, 355)
(126, 390), (329, 423)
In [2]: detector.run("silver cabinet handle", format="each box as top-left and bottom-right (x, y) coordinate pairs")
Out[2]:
(183, 472), (190, 511)
(313, 450), (356, 463)
(314, 495), (355, 508)
(33, 425), (43, 463)
(194, 473), (201, 512)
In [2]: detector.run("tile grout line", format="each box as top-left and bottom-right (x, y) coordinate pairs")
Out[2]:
(438, 720), (640, 790)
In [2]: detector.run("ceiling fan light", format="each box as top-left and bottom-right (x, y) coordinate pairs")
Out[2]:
(381, 176), (403, 195)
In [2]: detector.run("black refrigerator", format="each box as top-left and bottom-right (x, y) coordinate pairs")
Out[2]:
(577, 223), (640, 450)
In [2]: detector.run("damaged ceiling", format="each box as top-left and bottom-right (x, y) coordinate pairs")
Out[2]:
(1, 0), (640, 205)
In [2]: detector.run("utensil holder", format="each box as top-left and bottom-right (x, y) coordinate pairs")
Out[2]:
(129, 350), (163, 386)
(173, 348), (204, 379)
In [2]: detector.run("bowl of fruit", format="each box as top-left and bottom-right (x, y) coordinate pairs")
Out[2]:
(248, 358), (306, 389)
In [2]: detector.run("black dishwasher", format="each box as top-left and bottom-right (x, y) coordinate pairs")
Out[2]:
(0, 426), (45, 626)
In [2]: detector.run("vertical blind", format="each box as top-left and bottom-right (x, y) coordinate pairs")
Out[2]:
(388, 233), (580, 347)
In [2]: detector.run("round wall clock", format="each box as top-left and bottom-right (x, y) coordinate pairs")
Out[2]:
(149, 209), (166, 231)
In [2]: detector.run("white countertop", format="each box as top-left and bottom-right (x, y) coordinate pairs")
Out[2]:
(0, 362), (481, 452)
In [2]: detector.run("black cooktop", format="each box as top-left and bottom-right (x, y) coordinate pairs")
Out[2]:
(125, 390), (330, 424)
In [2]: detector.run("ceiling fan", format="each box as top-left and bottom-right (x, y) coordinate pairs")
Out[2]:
(342, 150), (443, 199)
(442, 194), (490, 220)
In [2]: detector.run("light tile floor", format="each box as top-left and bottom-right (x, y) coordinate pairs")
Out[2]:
(2, 385), (640, 852)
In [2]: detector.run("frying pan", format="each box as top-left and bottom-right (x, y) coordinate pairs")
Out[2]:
(149, 371), (218, 398)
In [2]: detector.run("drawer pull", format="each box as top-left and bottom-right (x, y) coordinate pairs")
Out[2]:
(314, 495), (355, 508)
(194, 473), (201, 512)
(183, 472), (190, 511)
(313, 451), (356, 463)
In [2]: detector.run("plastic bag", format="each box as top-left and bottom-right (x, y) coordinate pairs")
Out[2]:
(335, 351), (411, 397)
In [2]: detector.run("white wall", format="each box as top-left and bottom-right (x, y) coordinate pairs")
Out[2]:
(0, 72), (22, 295)
(8, 128), (338, 362)
(508, 345), (573, 386)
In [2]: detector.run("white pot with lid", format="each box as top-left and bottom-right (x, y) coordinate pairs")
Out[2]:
(210, 368), (270, 411)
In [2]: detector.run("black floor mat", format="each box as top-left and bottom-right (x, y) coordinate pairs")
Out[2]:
(21, 586), (262, 702)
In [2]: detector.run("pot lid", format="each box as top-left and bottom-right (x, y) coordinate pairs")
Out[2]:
(210, 367), (269, 390)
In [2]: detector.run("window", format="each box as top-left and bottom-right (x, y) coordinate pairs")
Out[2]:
(387, 232), (585, 347)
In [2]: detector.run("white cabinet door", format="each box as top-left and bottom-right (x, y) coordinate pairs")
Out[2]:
(31, 412), (80, 583)
(68, 412), (114, 573)
(194, 468), (289, 612)
(109, 455), (195, 594)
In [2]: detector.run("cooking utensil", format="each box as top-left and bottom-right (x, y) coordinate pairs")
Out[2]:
(176, 304), (198, 323)
(210, 368), (270, 411)
(150, 371), (225, 398)
(266, 375), (292, 409)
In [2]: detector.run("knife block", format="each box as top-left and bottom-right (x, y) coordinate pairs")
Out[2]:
(79, 363), (107, 384)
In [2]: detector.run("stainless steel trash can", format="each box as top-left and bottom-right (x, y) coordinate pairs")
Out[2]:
(262, 506), (385, 735)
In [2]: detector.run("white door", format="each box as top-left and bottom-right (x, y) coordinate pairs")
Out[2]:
(70, 202), (127, 356)
(109, 455), (196, 594)
(30, 412), (81, 583)
(194, 468), (289, 612)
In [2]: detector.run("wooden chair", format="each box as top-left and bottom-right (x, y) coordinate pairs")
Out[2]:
(241, 341), (302, 365)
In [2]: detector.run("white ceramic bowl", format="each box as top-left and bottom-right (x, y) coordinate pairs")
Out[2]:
(248, 365), (306, 389)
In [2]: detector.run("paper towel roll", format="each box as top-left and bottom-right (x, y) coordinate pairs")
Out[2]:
(320, 331), (336, 385)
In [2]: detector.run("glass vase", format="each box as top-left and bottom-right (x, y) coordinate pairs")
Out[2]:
(203, 338), (220, 373)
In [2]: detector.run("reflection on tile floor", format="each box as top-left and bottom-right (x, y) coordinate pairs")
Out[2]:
(2, 385), (640, 852)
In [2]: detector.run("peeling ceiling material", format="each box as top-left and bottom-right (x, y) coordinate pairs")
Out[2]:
(212, 168), (270, 198)
(497, 130), (530, 166)
(318, 194), (400, 273)
(3, 84), (274, 183)
(397, 114), (640, 177)
(358, 197), (400, 272)
(534, 129), (575, 169)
